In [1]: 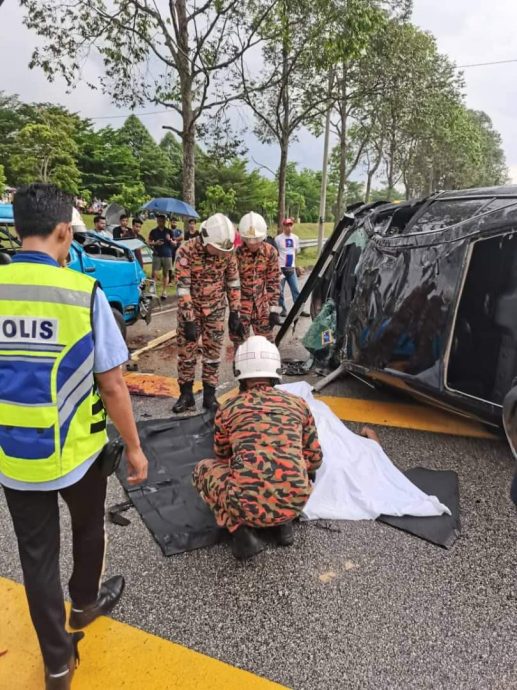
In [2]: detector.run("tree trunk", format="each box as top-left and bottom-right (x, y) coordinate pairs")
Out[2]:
(317, 71), (333, 255)
(365, 144), (383, 202)
(387, 134), (396, 194)
(335, 64), (348, 220)
(277, 21), (290, 230)
(182, 120), (195, 206)
(176, 0), (196, 206)
(42, 156), (50, 183)
(365, 170), (374, 202)
(403, 174), (410, 200)
(278, 136), (289, 231)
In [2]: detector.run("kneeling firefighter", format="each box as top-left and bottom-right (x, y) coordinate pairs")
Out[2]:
(192, 335), (323, 560)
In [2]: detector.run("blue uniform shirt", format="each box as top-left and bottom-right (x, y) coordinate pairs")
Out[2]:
(0, 251), (129, 491)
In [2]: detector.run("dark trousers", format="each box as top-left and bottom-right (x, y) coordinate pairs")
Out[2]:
(3, 461), (107, 673)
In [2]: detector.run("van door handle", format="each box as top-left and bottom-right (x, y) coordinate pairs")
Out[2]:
(84, 266), (96, 273)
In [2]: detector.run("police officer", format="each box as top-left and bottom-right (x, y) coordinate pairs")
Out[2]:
(0, 184), (148, 690)
(193, 336), (323, 560)
(173, 213), (244, 414)
(231, 212), (281, 352)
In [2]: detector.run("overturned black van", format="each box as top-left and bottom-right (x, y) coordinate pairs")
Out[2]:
(280, 185), (517, 441)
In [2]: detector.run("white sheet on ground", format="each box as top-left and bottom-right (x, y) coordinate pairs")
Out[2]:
(278, 381), (451, 521)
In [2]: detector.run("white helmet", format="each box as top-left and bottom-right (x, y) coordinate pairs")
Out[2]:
(201, 213), (235, 252)
(239, 212), (267, 241)
(71, 207), (87, 233)
(234, 336), (282, 381)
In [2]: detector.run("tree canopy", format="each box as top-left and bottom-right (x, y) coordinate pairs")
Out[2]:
(0, 0), (509, 226)
(8, 0), (510, 220)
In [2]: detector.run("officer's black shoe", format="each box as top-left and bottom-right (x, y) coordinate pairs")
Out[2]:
(231, 526), (265, 561)
(172, 382), (196, 414)
(69, 576), (125, 630)
(45, 632), (84, 690)
(202, 383), (219, 412)
(271, 521), (295, 547)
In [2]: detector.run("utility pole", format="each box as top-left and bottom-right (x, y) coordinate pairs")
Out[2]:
(317, 71), (334, 257)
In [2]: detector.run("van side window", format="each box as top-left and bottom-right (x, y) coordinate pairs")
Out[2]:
(405, 199), (486, 234)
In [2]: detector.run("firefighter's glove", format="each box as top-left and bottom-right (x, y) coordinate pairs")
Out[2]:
(269, 311), (282, 328)
(184, 321), (198, 342)
(229, 311), (245, 338)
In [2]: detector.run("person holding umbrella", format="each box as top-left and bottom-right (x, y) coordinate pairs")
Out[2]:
(148, 213), (174, 300)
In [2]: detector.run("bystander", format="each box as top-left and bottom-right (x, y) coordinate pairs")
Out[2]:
(148, 213), (174, 300)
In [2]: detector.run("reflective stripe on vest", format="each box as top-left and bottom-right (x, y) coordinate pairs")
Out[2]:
(0, 263), (107, 482)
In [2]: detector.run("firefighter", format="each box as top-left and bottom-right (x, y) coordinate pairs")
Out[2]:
(173, 213), (244, 414)
(193, 335), (323, 560)
(230, 212), (281, 352)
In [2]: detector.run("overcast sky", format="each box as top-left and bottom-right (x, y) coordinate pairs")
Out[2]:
(1, 0), (517, 183)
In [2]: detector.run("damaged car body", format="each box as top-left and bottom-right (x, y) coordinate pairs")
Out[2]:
(0, 210), (155, 337)
(295, 185), (517, 433)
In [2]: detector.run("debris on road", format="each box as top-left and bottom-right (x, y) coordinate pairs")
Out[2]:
(127, 329), (177, 371)
(123, 372), (202, 398)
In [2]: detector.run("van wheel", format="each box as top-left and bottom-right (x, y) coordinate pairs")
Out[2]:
(111, 308), (127, 341)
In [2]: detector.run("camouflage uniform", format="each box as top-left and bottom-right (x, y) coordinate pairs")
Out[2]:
(176, 237), (241, 386)
(230, 241), (281, 350)
(193, 384), (323, 532)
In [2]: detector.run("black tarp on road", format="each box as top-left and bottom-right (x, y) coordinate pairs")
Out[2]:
(117, 418), (460, 555)
(117, 412), (225, 556)
(378, 468), (460, 549)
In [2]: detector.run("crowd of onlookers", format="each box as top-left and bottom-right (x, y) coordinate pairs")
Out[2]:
(92, 211), (305, 312)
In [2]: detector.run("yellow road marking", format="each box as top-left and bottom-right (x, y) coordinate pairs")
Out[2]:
(317, 395), (496, 439)
(0, 577), (288, 690)
(218, 386), (495, 438)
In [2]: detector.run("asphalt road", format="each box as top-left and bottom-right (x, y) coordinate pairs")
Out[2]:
(1, 296), (517, 689)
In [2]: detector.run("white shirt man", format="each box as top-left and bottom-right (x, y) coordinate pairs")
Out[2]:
(275, 218), (306, 316)
(275, 221), (300, 269)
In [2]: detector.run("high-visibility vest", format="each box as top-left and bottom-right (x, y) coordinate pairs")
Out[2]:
(0, 262), (107, 482)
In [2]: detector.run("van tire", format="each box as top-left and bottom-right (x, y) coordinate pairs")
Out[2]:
(111, 308), (127, 341)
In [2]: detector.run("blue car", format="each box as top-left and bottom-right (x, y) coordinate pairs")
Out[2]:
(0, 204), (154, 338)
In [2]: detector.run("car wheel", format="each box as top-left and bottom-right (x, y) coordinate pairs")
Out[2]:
(111, 308), (127, 341)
